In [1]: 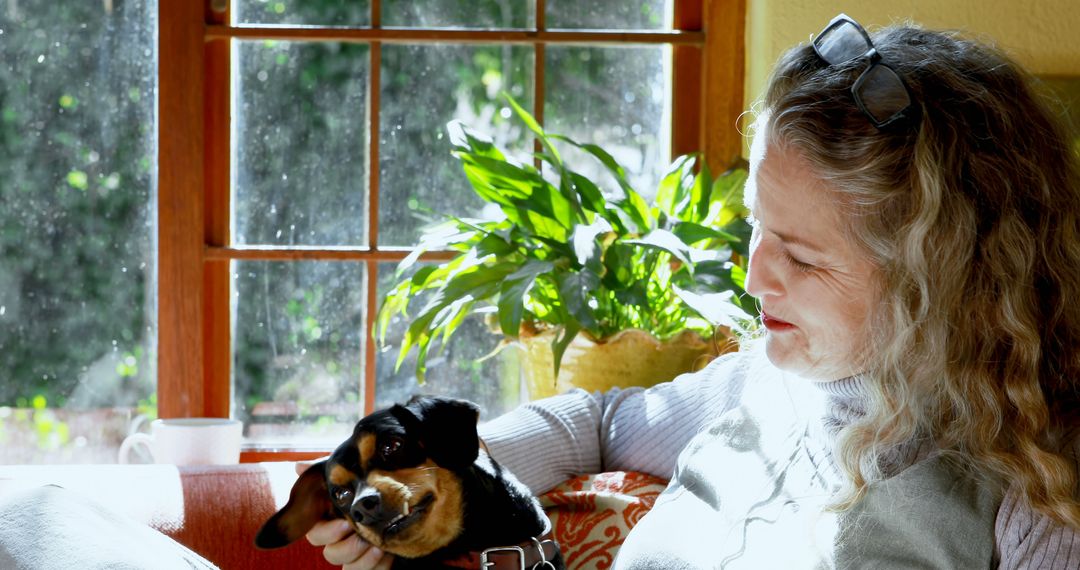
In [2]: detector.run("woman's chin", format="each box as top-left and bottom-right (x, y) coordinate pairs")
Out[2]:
(763, 337), (844, 382)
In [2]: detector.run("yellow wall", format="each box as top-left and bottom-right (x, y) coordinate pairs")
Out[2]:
(746, 0), (1080, 105)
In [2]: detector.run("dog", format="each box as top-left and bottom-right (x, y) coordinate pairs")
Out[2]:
(255, 395), (564, 569)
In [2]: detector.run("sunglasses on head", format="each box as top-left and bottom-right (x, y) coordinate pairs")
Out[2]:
(812, 14), (916, 129)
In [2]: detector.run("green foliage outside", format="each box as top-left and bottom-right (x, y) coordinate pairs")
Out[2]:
(0, 2), (156, 411)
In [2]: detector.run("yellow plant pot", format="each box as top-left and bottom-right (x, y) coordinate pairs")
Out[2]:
(519, 328), (735, 400)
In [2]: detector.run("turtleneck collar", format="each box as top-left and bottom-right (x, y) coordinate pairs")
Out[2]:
(810, 375), (869, 439)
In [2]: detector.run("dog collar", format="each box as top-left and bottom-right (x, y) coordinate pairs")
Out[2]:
(443, 533), (560, 570)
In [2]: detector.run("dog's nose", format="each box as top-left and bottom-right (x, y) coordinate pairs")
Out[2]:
(351, 487), (382, 525)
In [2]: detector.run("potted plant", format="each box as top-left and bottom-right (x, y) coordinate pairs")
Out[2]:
(377, 96), (755, 398)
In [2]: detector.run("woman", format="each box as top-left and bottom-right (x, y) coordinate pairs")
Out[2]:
(311, 15), (1080, 569)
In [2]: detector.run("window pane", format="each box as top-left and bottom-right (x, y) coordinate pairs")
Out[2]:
(545, 45), (670, 200)
(0, 3), (156, 463)
(546, 0), (671, 30)
(234, 41), (369, 247)
(234, 0), (371, 27)
(379, 44), (534, 247)
(382, 0), (534, 29)
(232, 261), (364, 447)
(375, 263), (522, 420)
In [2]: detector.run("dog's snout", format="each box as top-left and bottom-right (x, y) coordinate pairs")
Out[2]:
(351, 487), (383, 525)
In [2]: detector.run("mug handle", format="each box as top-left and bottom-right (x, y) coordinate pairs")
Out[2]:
(118, 432), (154, 464)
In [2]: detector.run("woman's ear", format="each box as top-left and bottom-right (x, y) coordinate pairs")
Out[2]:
(403, 395), (481, 470)
(254, 461), (333, 549)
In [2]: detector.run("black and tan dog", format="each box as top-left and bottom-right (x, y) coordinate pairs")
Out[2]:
(255, 396), (564, 569)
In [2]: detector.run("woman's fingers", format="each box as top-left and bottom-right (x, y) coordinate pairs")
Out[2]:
(308, 520), (393, 568)
(306, 519), (353, 547)
(342, 541), (393, 570)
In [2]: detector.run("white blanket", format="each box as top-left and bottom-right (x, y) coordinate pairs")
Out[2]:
(0, 485), (218, 570)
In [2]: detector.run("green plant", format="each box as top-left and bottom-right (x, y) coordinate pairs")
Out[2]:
(377, 96), (756, 382)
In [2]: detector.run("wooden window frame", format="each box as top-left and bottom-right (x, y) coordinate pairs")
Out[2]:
(158, 0), (746, 461)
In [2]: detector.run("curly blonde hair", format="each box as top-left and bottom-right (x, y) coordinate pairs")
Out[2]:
(760, 24), (1080, 527)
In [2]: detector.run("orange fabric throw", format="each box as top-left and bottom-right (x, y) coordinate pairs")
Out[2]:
(540, 471), (668, 570)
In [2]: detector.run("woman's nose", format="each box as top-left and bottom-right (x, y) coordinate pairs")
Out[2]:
(744, 242), (783, 299)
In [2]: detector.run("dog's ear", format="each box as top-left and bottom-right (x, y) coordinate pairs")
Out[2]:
(254, 461), (334, 549)
(402, 396), (481, 470)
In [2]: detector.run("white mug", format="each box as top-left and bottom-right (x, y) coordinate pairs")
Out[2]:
(118, 418), (243, 465)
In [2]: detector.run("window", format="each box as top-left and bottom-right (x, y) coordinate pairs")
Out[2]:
(2, 0), (744, 463)
(0, 2), (157, 463)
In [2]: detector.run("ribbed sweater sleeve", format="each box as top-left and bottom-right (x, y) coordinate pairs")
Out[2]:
(995, 435), (1080, 569)
(478, 351), (751, 494)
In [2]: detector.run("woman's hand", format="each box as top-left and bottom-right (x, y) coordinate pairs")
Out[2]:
(295, 461), (395, 570)
(306, 519), (394, 570)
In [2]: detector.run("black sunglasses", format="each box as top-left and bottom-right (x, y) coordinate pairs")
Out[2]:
(812, 14), (916, 129)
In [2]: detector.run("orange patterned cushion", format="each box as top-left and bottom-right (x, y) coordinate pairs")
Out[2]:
(539, 471), (669, 569)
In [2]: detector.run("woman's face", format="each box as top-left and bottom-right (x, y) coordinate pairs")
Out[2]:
(744, 139), (879, 381)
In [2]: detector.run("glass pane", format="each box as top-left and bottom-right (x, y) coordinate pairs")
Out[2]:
(375, 263), (523, 420)
(233, 261), (364, 446)
(547, 0), (671, 30)
(234, 41), (369, 247)
(379, 44), (533, 247)
(545, 45), (669, 201)
(234, 0), (371, 27)
(0, 3), (157, 463)
(382, 0), (534, 29)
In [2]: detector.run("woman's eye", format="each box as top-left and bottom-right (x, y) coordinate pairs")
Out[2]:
(782, 251), (816, 273)
(381, 437), (403, 457)
(332, 487), (353, 504)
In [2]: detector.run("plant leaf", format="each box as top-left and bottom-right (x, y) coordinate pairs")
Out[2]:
(572, 218), (612, 272)
(570, 172), (607, 215)
(447, 120), (506, 161)
(625, 228), (693, 269)
(690, 160), (713, 222)
(558, 270), (601, 332)
(550, 321), (582, 382)
(548, 134), (653, 231)
(671, 221), (740, 246)
(655, 154), (695, 215)
(497, 260), (555, 337)
(672, 285), (750, 329)
(614, 281), (649, 310)
(601, 242), (635, 291)
(730, 263), (747, 290)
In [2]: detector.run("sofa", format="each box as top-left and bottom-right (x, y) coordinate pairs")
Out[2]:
(0, 463), (665, 569)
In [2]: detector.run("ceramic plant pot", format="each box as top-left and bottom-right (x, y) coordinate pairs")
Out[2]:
(519, 328), (736, 399)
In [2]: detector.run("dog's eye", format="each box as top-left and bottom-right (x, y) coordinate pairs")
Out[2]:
(332, 487), (353, 505)
(380, 437), (403, 458)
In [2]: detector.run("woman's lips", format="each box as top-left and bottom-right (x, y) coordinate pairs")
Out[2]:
(761, 311), (796, 331)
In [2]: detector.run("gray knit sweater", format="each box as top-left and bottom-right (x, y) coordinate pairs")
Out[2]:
(479, 349), (1080, 569)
